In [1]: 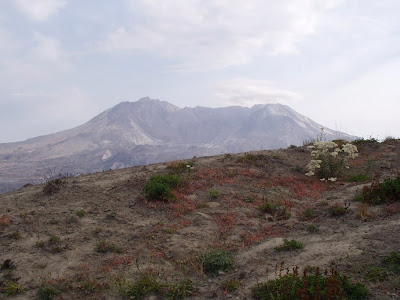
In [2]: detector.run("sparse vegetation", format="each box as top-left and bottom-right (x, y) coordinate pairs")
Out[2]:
(274, 239), (304, 252)
(95, 239), (123, 253)
(115, 273), (162, 299)
(221, 279), (240, 293)
(382, 251), (400, 274)
(302, 208), (316, 220)
(260, 202), (291, 220)
(166, 279), (197, 299)
(1, 137), (399, 299)
(252, 264), (368, 300)
(355, 175), (400, 205)
(76, 209), (87, 217)
(259, 202), (277, 214)
(37, 284), (60, 300)
(347, 173), (372, 182)
(352, 137), (379, 146)
(1, 280), (23, 295)
(329, 204), (347, 217)
(236, 153), (267, 165)
(306, 224), (319, 233)
(200, 248), (234, 276)
(167, 160), (195, 173)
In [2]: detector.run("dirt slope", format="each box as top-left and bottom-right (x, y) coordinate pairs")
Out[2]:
(1, 139), (400, 299)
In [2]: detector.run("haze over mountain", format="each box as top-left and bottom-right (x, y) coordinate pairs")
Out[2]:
(0, 97), (355, 193)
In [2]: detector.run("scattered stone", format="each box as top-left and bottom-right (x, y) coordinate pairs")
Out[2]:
(207, 202), (220, 209)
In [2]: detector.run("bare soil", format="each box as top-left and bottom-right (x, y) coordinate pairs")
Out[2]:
(1, 139), (400, 299)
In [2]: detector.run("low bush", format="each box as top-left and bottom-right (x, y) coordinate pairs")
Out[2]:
(209, 189), (220, 199)
(1, 280), (23, 295)
(166, 279), (197, 299)
(347, 173), (372, 182)
(95, 239), (123, 253)
(274, 239), (303, 252)
(306, 224), (319, 233)
(260, 203), (291, 220)
(200, 248), (234, 276)
(37, 284), (60, 300)
(305, 141), (358, 180)
(143, 174), (182, 201)
(43, 178), (66, 195)
(260, 202), (277, 214)
(355, 175), (400, 205)
(236, 153), (267, 165)
(115, 273), (162, 299)
(302, 208), (316, 220)
(329, 204), (347, 217)
(252, 265), (368, 299)
(382, 251), (400, 274)
(220, 279), (240, 293)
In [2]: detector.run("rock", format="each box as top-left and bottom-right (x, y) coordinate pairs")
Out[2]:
(207, 202), (220, 209)
(197, 212), (212, 219)
(128, 198), (138, 207)
(186, 194), (197, 201)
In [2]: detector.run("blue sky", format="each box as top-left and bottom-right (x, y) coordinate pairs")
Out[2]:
(1, 0), (399, 142)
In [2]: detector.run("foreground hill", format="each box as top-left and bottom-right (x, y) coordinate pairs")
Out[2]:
(0, 97), (356, 193)
(1, 138), (399, 299)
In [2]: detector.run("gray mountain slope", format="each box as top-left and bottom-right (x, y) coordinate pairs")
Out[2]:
(0, 97), (355, 193)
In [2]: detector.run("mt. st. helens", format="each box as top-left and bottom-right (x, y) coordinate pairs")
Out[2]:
(0, 97), (354, 193)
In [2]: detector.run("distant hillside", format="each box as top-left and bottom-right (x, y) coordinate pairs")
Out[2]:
(0, 97), (355, 193)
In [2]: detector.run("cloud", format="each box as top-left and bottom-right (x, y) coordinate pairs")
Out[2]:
(0, 32), (71, 88)
(14, 0), (66, 21)
(213, 78), (301, 107)
(1, 87), (98, 142)
(97, 0), (343, 71)
(0, 27), (15, 54)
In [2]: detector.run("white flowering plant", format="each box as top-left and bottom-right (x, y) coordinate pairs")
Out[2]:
(305, 141), (358, 181)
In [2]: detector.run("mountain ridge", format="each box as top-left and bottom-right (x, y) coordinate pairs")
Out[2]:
(0, 97), (356, 193)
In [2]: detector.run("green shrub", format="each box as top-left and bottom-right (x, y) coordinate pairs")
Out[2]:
(76, 209), (87, 217)
(1, 280), (23, 295)
(302, 208), (316, 220)
(236, 153), (267, 164)
(364, 266), (390, 282)
(274, 239), (303, 252)
(382, 251), (400, 274)
(37, 285), (60, 300)
(252, 266), (368, 300)
(209, 189), (220, 199)
(143, 174), (182, 201)
(244, 196), (254, 203)
(221, 279), (240, 293)
(306, 224), (319, 233)
(95, 239), (123, 253)
(329, 204), (347, 217)
(166, 279), (196, 299)
(167, 161), (195, 173)
(355, 175), (400, 205)
(352, 138), (379, 146)
(260, 202), (277, 214)
(200, 248), (234, 276)
(116, 273), (162, 299)
(347, 173), (372, 182)
(43, 178), (65, 195)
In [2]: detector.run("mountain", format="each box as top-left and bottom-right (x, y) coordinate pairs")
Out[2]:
(0, 97), (355, 193)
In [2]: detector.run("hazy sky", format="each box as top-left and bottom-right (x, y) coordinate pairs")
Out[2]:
(1, 0), (399, 143)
